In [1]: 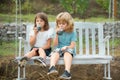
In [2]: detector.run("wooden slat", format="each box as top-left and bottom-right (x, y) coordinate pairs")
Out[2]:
(79, 27), (83, 55)
(91, 28), (96, 55)
(98, 23), (105, 55)
(85, 28), (89, 55)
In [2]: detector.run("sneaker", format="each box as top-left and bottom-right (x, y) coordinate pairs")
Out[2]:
(34, 57), (46, 67)
(47, 66), (58, 76)
(59, 70), (71, 79)
(19, 56), (29, 67)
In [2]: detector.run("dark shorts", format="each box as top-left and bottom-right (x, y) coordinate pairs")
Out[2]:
(30, 47), (51, 56)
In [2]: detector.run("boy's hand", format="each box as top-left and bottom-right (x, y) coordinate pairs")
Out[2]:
(61, 46), (68, 51)
(56, 28), (61, 33)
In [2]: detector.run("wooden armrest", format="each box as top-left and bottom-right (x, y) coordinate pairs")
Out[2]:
(18, 37), (28, 44)
(103, 35), (111, 42)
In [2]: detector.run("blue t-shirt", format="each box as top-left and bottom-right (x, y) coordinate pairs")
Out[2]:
(56, 31), (77, 56)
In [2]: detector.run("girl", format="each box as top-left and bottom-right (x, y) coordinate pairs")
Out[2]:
(47, 12), (77, 79)
(19, 12), (53, 67)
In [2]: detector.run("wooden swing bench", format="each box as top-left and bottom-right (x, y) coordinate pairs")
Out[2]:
(16, 22), (113, 80)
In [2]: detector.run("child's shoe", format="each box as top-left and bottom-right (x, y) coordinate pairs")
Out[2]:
(34, 57), (46, 67)
(19, 56), (29, 67)
(47, 66), (58, 76)
(59, 70), (71, 79)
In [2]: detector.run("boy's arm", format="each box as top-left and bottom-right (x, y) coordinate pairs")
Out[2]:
(68, 41), (76, 49)
(68, 31), (77, 49)
(61, 41), (76, 51)
(53, 34), (58, 47)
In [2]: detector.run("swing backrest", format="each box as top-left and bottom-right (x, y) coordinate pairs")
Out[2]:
(24, 22), (107, 56)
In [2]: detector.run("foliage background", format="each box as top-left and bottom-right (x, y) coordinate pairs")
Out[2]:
(0, 0), (119, 19)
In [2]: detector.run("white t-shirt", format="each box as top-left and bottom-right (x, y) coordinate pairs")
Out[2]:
(29, 28), (54, 47)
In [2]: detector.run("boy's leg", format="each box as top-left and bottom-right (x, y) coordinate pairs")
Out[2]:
(59, 52), (72, 79)
(47, 52), (59, 75)
(64, 52), (73, 72)
(50, 52), (60, 67)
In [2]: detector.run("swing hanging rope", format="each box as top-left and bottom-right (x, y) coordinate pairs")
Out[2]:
(15, 0), (22, 57)
(15, 0), (18, 57)
(112, 0), (115, 57)
(108, 0), (115, 57)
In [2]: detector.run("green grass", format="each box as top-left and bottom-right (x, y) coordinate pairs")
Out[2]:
(0, 41), (16, 56)
(0, 13), (118, 23)
(110, 38), (120, 48)
(0, 13), (56, 23)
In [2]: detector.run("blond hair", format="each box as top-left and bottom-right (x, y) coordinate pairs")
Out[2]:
(56, 12), (74, 32)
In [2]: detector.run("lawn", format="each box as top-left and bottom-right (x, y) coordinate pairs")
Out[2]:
(0, 41), (16, 56)
(0, 13), (117, 23)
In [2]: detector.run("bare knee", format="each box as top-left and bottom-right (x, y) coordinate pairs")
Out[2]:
(25, 49), (37, 58)
(51, 52), (60, 59)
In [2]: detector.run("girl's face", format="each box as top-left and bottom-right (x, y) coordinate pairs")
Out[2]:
(36, 17), (45, 28)
(58, 21), (67, 30)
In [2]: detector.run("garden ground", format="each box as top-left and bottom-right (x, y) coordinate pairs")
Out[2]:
(0, 46), (120, 80)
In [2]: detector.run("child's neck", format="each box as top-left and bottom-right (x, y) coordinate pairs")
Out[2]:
(40, 28), (44, 32)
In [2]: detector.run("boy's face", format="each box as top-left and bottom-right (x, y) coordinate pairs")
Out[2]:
(57, 21), (67, 30)
(36, 17), (45, 28)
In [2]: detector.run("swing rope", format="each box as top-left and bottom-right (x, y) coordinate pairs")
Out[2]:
(107, 0), (115, 57)
(15, 0), (18, 57)
(111, 0), (115, 57)
(15, 0), (22, 58)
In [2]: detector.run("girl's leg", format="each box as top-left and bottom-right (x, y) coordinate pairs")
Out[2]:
(38, 48), (46, 59)
(64, 52), (73, 72)
(32, 48), (47, 67)
(50, 52), (60, 67)
(19, 49), (37, 67)
(24, 49), (37, 58)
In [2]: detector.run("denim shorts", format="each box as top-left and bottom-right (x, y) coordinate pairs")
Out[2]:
(30, 47), (51, 56)
(51, 48), (74, 57)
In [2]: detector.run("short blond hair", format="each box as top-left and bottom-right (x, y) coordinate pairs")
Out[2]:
(56, 12), (74, 32)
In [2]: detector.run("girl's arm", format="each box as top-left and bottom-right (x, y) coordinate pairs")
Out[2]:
(29, 35), (37, 47)
(42, 38), (52, 49)
(29, 27), (38, 47)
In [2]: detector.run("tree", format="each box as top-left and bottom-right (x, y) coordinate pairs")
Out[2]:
(59, 0), (89, 19)
(0, 0), (14, 13)
(96, 0), (109, 12)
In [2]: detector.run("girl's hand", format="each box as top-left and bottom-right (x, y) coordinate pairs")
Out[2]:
(61, 46), (68, 51)
(33, 48), (38, 51)
(33, 27), (38, 35)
